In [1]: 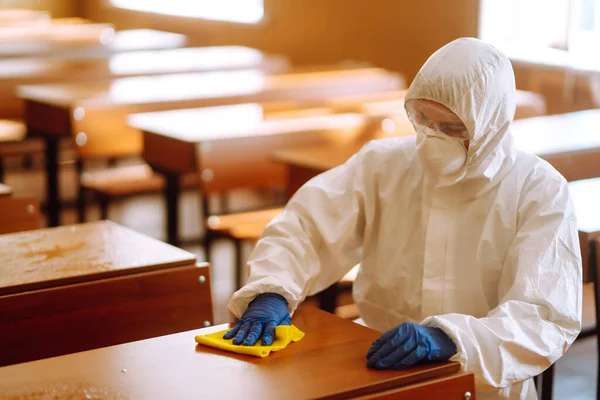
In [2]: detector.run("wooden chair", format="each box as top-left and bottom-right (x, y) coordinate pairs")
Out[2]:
(206, 207), (283, 288)
(205, 207), (356, 314)
(0, 197), (41, 234)
(79, 163), (198, 220)
(537, 178), (600, 400)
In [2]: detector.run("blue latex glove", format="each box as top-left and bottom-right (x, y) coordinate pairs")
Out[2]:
(366, 322), (456, 370)
(223, 293), (291, 346)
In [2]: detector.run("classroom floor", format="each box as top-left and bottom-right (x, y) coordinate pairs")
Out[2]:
(4, 156), (597, 398)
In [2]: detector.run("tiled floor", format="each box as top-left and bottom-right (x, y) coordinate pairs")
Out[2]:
(4, 157), (597, 398)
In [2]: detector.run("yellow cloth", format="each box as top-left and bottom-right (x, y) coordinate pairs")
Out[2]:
(195, 325), (305, 357)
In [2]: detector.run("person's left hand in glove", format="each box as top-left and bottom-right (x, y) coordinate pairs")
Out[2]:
(366, 322), (457, 370)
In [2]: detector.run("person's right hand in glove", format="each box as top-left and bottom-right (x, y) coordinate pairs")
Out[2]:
(223, 293), (291, 346)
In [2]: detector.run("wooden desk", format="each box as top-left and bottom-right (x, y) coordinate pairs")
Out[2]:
(0, 9), (49, 26)
(0, 307), (472, 399)
(133, 103), (385, 245)
(275, 109), (600, 198)
(308, 88), (543, 120)
(19, 67), (401, 227)
(0, 22), (115, 45)
(0, 220), (212, 366)
(0, 46), (288, 119)
(511, 110), (600, 181)
(0, 29), (187, 59)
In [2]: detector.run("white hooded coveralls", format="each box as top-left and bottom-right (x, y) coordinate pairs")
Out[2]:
(229, 38), (582, 399)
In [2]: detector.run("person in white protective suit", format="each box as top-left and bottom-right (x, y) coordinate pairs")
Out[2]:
(224, 38), (582, 399)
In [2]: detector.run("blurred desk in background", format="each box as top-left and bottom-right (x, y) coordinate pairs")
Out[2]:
(18, 67), (402, 227)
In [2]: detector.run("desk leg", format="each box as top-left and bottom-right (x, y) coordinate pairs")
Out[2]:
(234, 239), (243, 290)
(44, 136), (60, 227)
(318, 284), (339, 314)
(164, 172), (181, 246)
(589, 241), (600, 400)
(76, 159), (86, 223)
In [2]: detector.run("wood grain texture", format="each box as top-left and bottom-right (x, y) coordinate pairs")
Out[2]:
(0, 307), (459, 399)
(0, 263), (212, 366)
(0, 220), (195, 295)
(354, 372), (475, 400)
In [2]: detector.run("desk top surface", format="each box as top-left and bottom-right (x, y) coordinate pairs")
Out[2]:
(130, 103), (367, 142)
(568, 178), (600, 234)
(0, 9), (49, 25)
(0, 29), (186, 59)
(17, 67), (397, 109)
(0, 307), (459, 399)
(0, 46), (284, 81)
(0, 220), (195, 295)
(512, 109), (600, 156)
(274, 109), (600, 171)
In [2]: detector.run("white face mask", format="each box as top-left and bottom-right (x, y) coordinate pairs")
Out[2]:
(416, 126), (467, 177)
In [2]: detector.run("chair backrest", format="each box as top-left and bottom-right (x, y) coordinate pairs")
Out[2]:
(0, 197), (41, 235)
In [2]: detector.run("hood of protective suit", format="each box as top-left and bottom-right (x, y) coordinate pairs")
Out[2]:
(405, 38), (518, 195)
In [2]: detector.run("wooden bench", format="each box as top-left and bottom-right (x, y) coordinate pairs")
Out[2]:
(0, 307), (473, 399)
(0, 220), (212, 366)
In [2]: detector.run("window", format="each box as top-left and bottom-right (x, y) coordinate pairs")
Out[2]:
(110, 0), (264, 24)
(480, 0), (600, 57)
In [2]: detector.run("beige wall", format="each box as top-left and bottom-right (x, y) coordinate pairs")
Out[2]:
(80, 0), (480, 82)
(0, 0), (77, 18)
